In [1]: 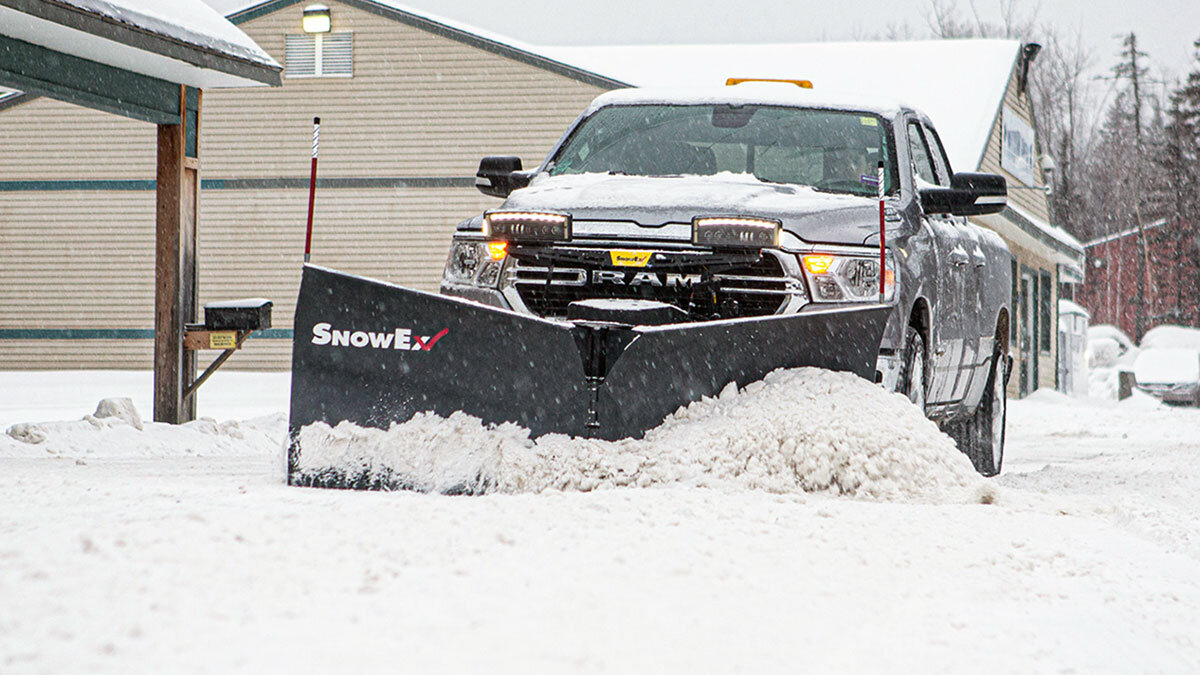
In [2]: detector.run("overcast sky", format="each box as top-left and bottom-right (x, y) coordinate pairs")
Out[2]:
(211, 0), (1200, 83)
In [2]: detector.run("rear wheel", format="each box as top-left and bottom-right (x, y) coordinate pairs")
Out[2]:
(963, 345), (1007, 476)
(899, 326), (927, 412)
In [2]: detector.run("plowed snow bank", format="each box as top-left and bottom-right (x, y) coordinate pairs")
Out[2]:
(298, 368), (987, 502)
(1, 397), (284, 458)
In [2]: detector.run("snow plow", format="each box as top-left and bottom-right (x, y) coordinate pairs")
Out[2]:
(286, 264), (889, 488)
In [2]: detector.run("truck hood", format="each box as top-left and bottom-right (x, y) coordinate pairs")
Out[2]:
(501, 172), (883, 246)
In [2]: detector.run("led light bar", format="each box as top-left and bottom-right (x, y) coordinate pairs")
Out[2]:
(483, 211), (572, 242)
(692, 216), (781, 249)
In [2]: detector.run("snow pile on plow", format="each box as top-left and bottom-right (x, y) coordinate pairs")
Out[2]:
(296, 368), (987, 502)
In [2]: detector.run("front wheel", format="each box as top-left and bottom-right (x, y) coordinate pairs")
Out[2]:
(899, 326), (927, 412)
(963, 346), (1007, 476)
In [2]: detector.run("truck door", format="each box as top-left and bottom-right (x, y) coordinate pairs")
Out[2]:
(923, 121), (983, 403)
(906, 120), (969, 404)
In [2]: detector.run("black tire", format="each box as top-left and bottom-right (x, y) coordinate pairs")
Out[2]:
(899, 326), (928, 412)
(962, 344), (1007, 477)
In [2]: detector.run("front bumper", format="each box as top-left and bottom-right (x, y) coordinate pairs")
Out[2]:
(442, 233), (898, 320)
(439, 282), (509, 309)
(1136, 382), (1200, 404)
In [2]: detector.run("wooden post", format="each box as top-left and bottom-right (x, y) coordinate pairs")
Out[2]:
(1118, 370), (1137, 401)
(154, 86), (200, 423)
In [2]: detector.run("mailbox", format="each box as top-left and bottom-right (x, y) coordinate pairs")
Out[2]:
(182, 297), (273, 400)
(203, 298), (272, 331)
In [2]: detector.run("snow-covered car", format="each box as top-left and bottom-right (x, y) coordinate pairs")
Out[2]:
(1087, 324), (1139, 369)
(441, 83), (1014, 475)
(1132, 347), (1200, 405)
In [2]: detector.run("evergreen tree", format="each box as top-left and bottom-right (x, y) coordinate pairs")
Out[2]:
(1161, 39), (1200, 325)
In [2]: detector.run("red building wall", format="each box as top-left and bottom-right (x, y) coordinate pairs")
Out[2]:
(1078, 220), (1200, 341)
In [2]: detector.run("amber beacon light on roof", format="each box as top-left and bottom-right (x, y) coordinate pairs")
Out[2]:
(725, 78), (813, 88)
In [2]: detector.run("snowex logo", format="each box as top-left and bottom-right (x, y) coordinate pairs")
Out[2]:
(310, 322), (449, 351)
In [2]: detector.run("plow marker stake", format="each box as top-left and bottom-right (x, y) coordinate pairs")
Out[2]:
(287, 265), (890, 488)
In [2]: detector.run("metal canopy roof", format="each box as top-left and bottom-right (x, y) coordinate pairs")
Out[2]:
(0, 0), (280, 122)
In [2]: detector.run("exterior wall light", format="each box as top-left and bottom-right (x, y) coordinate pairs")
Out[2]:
(303, 4), (332, 33)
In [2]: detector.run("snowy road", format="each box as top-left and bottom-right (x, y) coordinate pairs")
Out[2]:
(2, 373), (1200, 673)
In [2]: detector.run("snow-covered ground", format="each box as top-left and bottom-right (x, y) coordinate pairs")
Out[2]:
(3, 371), (1200, 673)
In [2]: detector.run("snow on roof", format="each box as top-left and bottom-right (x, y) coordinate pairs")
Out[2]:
(1006, 202), (1084, 255)
(1083, 218), (1170, 247)
(537, 40), (1021, 174)
(1058, 299), (1090, 318)
(59, 0), (277, 66)
(0, 0), (280, 89)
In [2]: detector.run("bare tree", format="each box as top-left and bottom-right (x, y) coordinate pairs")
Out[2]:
(1028, 26), (1097, 238)
(924, 0), (1037, 40)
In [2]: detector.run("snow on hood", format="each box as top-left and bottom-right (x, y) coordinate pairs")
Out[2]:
(295, 368), (988, 504)
(505, 172), (883, 245)
(1133, 348), (1200, 385)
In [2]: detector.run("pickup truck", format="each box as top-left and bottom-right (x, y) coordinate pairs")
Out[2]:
(441, 82), (1013, 475)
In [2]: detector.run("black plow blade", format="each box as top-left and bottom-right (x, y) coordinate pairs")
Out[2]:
(287, 265), (889, 489)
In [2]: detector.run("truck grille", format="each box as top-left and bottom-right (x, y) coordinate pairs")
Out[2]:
(511, 250), (804, 320)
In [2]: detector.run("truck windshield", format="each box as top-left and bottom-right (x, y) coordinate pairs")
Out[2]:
(549, 104), (895, 196)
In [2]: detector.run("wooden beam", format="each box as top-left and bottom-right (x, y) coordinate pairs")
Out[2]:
(154, 86), (200, 423)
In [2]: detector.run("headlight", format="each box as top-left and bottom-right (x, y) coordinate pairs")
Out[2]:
(800, 252), (896, 303)
(483, 211), (571, 242)
(443, 239), (508, 289)
(692, 216), (781, 249)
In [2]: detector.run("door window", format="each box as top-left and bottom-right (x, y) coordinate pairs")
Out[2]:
(906, 122), (939, 186)
(922, 123), (953, 185)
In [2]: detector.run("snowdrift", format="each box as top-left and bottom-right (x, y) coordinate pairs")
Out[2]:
(296, 368), (988, 503)
(1, 397), (283, 459)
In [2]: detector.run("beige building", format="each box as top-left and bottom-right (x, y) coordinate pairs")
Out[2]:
(0, 1), (1082, 396)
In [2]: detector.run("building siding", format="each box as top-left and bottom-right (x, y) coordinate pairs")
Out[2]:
(0, 98), (154, 180)
(0, 190), (157, 329)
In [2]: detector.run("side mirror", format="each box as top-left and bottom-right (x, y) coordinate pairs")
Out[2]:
(919, 172), (1007, 217)
(475, 156), (533, 198)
